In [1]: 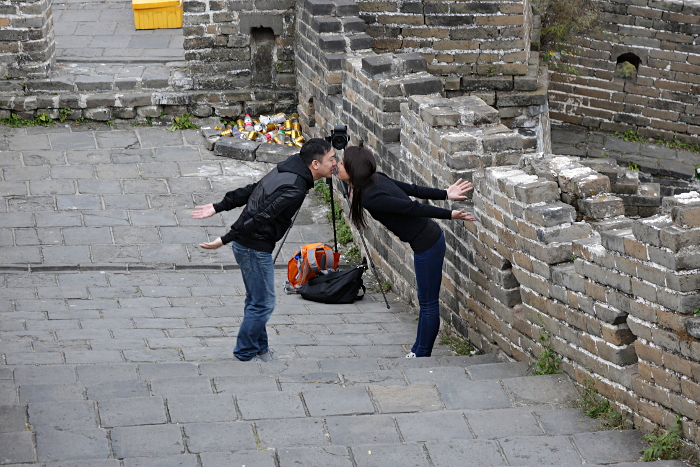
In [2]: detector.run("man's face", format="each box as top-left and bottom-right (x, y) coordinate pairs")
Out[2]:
(311, 148), (337, 180)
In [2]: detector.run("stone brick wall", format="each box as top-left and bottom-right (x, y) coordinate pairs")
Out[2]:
(353, 113), (700, 443)
(294, 0), (373, 137)
(182, 0), (298, 114)
(358, 0), (532, 77)
(0, 0), (55, 79)
(548, 0), (700, 145)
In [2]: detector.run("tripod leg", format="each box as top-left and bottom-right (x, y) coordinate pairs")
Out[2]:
(273, 207), (301, 265)
(327, 177), (338, 252)
(356, 230), (391, 309)
(338, 182), (390, 309)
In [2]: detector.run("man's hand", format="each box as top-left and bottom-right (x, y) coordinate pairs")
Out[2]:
(451, 210), (476, 222)
(199, 237), (224, 249)
(446, 179), (473, 200)
(192, 204), (216, 219)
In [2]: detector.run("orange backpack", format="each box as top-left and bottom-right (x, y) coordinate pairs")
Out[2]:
(287, 243), (340, 290)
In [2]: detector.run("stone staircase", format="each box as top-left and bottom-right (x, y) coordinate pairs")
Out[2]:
(1, 289), (686, 466)
(0, 124), (687, 466)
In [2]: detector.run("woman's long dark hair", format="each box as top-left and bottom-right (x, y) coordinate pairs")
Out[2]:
(343, 146), (376, 229)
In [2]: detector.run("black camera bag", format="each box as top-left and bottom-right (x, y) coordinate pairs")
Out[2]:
(298, 266), (366, 304)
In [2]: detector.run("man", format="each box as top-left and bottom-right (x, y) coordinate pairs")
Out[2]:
(192, 138), (336, 362)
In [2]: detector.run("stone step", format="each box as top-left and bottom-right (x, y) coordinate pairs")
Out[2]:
(5, 397), (676, 466)
(1, 344), (664, 466)
(9, 355), (527, 401)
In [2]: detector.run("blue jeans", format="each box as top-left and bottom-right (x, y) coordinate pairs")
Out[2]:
(411, 232), (446, 357)
(232, 241), (275, 361)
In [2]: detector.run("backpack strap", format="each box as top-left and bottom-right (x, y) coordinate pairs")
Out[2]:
(307, 245), (334, 274)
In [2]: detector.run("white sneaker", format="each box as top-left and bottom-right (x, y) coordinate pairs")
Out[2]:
(257, 349), (283, 362)
(405, 352), (416, 358)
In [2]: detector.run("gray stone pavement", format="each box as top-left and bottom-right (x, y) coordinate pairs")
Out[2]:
(30, 0), (187, 94)
(53, 0), (185, 63)
(0, 123), (684, 466)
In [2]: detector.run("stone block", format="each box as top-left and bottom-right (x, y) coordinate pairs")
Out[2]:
(536, 223), (593, 244)
(311, 17), (341, 33)
(578, 195), (625, 220)
(394, 53), (428, 74)
(600, 228), (633, 254)
(256, 144), (298, 164)
(631, 215), (672, 247)
(659, 225), (700, 252)
(84, 108), (112, 122)
(514, 181), (559, 204)
(400, 75), (442, 96)
(421, 107), (461, 127)
(523, 202), (576, 227)
(362, 55), (392, 76)
(343, 18), (365, 33)
(441, 133), (480, 154)
(672, 205), (700, 227)
(213, 139), (258, 161)
(332, 0), (359, 16)
(572, 173), (611, 198)
(318, 35), (346, 53)
(482, 132), (522, 153)
(686, 317), (700, 339)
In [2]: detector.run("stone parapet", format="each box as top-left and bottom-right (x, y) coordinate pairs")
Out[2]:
(295, 0), (374, 137)
(0, 0), (55, 79)
(358, 0), (532, 77)
(0, 89), (280, 123)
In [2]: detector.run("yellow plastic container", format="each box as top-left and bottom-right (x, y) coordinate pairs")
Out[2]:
(132, 0), (183, 30)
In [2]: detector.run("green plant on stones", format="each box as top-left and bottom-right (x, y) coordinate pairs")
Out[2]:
(627, 162), (640, 171)
(642, 414), (694, 462)
(439, 329), (480, 356)
(344, 245), (362, 267)
(168, 113), (200, 131)
(533, 0), (601, 74)
(694, 308), (700, 317)
(0, 112), (54, 128)
(614, 130), (700, 154)
(377, 281), (393, 292)
(314, 179), (355, 247)
(614, 130), (646, 143)
(105, 120), (114, 126)
(531, 315), (562, 375)
(573, 375), (631, 430)
(58, 108), (72, 122)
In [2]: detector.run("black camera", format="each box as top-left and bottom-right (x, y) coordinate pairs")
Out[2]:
(326, 125), (350, 151)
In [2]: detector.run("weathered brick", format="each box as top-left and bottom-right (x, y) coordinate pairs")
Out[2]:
(524, 202), (576, 227)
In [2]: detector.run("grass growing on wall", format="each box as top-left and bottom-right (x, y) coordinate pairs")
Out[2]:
(533, 0), (601, 74)
(573, 376), (631, 431)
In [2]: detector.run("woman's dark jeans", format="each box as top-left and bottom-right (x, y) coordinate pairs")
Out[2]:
(411, 232), (446, 357)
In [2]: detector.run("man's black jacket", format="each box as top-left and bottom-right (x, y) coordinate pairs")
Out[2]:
(213, 153), (314, 253)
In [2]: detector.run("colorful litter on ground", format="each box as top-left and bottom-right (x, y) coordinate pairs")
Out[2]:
(216, 113), (305, 147)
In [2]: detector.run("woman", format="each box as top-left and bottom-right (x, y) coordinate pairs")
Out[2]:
(335, 146), (475, 358)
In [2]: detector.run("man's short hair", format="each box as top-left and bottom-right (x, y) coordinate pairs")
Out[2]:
(300, 138), (332, 166)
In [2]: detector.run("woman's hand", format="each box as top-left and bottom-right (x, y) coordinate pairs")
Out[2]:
(451, 210), (476, 221)
(446, 179), (473, 200)
(199, 237), (224, 249)
(191, 204), (216, 219)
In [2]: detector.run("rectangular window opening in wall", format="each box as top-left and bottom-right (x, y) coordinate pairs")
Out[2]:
(251, 27), (276, 87)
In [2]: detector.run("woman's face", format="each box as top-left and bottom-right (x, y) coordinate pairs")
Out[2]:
(335, 158), (350, 183)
